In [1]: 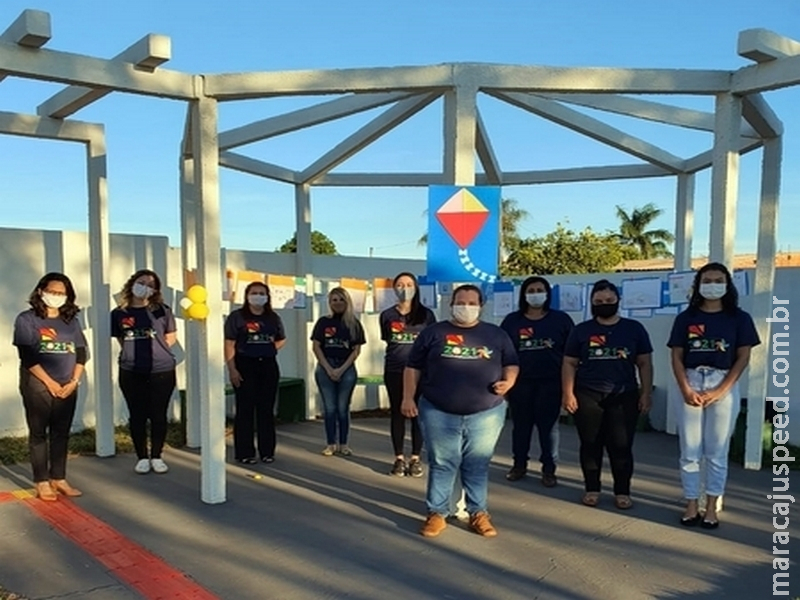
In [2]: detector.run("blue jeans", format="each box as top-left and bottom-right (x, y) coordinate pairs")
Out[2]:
(419, 398), (506, 516)
(315, 364), (357, 445)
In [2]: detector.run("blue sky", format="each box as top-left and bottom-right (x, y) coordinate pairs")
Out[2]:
(1, 0), (798, 259)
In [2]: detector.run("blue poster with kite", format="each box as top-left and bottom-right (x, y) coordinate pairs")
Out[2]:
(426, 185), (500, 283)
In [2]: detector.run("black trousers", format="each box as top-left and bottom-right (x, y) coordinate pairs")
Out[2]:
(20, 370), (78, 483)
(233, 355), (280, 460)
(384, 370), (422, 457)
(119, 369), (176, 460)
(506, 378), (562, 474)
(572, 386), (640, 495)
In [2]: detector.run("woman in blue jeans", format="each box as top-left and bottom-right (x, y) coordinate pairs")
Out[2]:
(402, 284), (519, 538)
(668, 263), (759, 529)
(311, 287), (366, 457)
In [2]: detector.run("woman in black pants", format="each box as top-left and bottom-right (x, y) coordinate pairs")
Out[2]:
(111, 269), (177, 475)
(224, 281), (286, 464)
(13, 273), (88, 500)
(562, 280), (653, 509)
(379, 272), (436, 477)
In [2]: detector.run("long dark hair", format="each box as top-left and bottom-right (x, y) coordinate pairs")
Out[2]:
(118, 269), (165, 310)
(393, 272), (429, 326)
(28, 272), (80, 322)
(241, 281), (279, 324)
(688, 262), (738, 314)
(517, 276), (552, 312)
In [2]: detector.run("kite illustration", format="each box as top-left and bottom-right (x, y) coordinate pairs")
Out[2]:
(435, 188), (496, 283)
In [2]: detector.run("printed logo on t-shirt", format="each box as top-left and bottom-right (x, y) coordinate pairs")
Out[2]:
(324, 327), (337, 337)
(587, 334), (629, 360)
(323, 325), (350, 350)
(687, 324), (729, 353)
(119, 315), (154, 341)
(38, 327), (75, 354)
(245, 321), (274, 345)
(516, 326), (553, 351)
(389, 321), (417, 344)
(441, 333), (493, 360)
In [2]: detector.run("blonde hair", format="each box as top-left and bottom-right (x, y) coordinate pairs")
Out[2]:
(328, 287), (360, 339)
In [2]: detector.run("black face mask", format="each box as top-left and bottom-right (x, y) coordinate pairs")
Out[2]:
(591, 302), (619, 319)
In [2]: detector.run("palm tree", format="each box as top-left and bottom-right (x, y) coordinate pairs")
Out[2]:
(614, 203), (675, 259)
(418, 197), (529, 248)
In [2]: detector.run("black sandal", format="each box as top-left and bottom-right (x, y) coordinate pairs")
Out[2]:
(680, 514), (702, 527)
(237, 457), (257, 465)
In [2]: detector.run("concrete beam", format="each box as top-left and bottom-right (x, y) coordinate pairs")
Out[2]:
(38, 34), (172, 118)
(0, 110), (103, 142)
(493, 91), (685, 172)
(709, 93), (742, 266)
(738, 28), (800, 63)
(741, 93), (783, 138)
(475, 108), (501, 185)
(443, 84), (478, 186)
(732, 54), (800, 94)
(219, 151), (298, 184)
(673, 173), (695, 272)
(299, 93), (439, 184)
(0, 9), (51, 47)
(501, 164), (670, 185)
(682, 137), (762, 173)
(218, 92), (416, 150)
(312, 172), (446, 186)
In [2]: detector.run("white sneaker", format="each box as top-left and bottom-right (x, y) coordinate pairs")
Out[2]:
(135, 458), (151, 474)
(150, 458), (169, 474)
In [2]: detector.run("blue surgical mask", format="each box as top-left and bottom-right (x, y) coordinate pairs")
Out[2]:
(395, 287), (415, 302)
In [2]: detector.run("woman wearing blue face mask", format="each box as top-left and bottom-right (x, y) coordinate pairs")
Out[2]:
(668, 263), (760, 529)
(111, 269), (177, 475)
(379, 272), (436, 477)
(224, 282), (286, 465)
(501, 276), (574, 487)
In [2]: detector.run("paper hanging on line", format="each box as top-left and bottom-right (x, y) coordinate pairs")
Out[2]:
(373, 278), (396, 313)
(267, 274), (296, 309)
(620, 278), (663, 310)
(340, 277), (369, 313)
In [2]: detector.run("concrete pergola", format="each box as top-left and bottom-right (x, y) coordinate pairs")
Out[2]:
(2, 8), (798, 503)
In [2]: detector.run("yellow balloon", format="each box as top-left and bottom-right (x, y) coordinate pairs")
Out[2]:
(186, 284), (208, 304)
(187, 303), (210, 320)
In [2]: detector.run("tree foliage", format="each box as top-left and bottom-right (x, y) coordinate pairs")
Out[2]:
(277, 231), (338, 255)
(614, 203), (674, 259)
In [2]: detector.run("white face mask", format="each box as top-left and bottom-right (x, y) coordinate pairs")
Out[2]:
(699, 283), (726, 301)
(132, 282), (154, 300)
(248, 294), (268, 307)
(395, 287), (415, 302)
(41, 292), (67, 309)
(526, 292), (547, 307)
(451, 305), (480, 324)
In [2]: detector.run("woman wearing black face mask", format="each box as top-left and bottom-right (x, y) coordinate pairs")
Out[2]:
(562, 280), (653, 509)
(224, 282), (286, 464)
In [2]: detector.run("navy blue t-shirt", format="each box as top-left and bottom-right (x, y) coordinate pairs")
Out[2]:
(111, 304), (177, 374)
(13, 310), (88, 383)
(564, 317), (653, 394)
(379, 305), (437, 373)
(224, 309), (285, 359)
(406, 320), (519, 415)
(500, 310), (574, 380)
(667, 307), (760, 370)
(310, 315), (366, 363)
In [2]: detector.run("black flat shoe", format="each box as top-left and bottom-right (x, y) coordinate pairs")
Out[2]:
(701, 519), (719, 530)
(237, 457), (257, 465)
(261, 456), (275, 464)
(680, 514), (702, 527)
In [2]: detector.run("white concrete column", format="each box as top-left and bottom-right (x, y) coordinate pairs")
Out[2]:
(86, 132), (114, 457)
(443, 85), (477, 186)
(673, 173), (695, 272)
(709, 93), (742, 266)
(190, 85), (226, 504)
(294, 183), (315, 418)
(744, 136), (782, 469)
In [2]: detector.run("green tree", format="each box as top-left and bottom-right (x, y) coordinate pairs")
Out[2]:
(614, 203), (675, 259)
(418, 198), (529, 248)
(277, 231), (338, 255)
(501, 224), (638, 276)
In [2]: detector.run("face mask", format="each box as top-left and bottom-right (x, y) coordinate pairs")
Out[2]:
(699, 283), (726, 301)
(395, 287), (415, 302)
(41, 292), (67, 309)
(248, 294), (268, 307)
(526, 292), (547, 307)
(451, 305), (480, 324)
(132, 283), (154, 300)
(591, 302), (619, 319)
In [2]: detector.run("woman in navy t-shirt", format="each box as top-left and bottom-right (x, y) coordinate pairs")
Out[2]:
(563, 280), (653, 510)
(13, 273), (88, 501)
(379, 272), (436, 478)
(111, 270), (177, 475)
(311, 287), (366, 457)
(501, 276), (573, 487)
(667, 263), (760, 529)
(224, 281), (286, 465)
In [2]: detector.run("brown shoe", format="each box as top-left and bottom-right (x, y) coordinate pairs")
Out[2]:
(35, 481), (57, 502)
(50, 479), (83, 497)
(420, 513), (447, 537)
(469, 512), (498, 537)
(541, 473), (558, 488)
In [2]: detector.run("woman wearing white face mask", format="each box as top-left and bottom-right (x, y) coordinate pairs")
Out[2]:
(402, 284), (519, 538)
(111, 269), (177, 474)
(224, 282), (286, 464)
(668, 263), (760, 529)
(379, 272), (436, 477)
(13, 273), (88, 500)
(500, 276), (574, 486)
